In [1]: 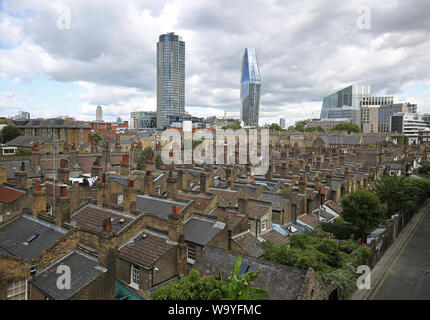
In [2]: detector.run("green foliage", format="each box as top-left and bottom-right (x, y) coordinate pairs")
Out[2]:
(15, 147), (32, 156)
(320, 221), (361, 240)
(339, 239), (358, 254)
(351, 246), (371, 267)
(264, 232), (363, 300)
(341, 189), (386, 241)
(91, 133), (102, 143)
(320, 263), (357, 299)
(375, 174), (430, 217)
(136, 146), (159, 170)
(330, 122), (362, 133)
(393, 135), (409, 145)
(150, 257), (268, 300)
(0, 125), (21, 143)
(268, 123), (284, 131)
(417, 159), (430, 177)
(221, 124), (242, 130)
(305, 126), (325, 132)
(294, 120), (309, 132)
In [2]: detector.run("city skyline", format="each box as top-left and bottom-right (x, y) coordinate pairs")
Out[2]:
(1, 1), (430, 127)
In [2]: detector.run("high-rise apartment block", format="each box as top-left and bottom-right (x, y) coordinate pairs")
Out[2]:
(157, 32), (185, 128)
(279, 118), (286, 129)
(96, 105), (103, 122)
(240, 48), (261, 127)
(130, 111), (157, 129)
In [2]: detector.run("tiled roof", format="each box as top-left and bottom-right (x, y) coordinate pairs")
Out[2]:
(259, 229), (290, 246)
(248, 201), (271, 219)
(231, 231), (265, 258)
(306, 189), (319, 200)
(71, 204), (135, 233)
(176, 192), (211, 209)
(297, 214), (321, 229)
(0, 185), (25, 203)
(118, 230), (175, 268)
(0, 160), (42, 179)
(209, 209), (245, 230)
(31, 250), (106, 300)
(325, 200), (343, 214)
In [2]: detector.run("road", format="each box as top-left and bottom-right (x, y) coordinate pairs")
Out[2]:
(371, 204), (430, 300)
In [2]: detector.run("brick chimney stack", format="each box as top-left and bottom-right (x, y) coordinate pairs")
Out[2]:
(14, 161), (27, 189)
(55, 185), (71, 226)
(238, 197), (249, 216)
(58, 159), (70, 185)
(0, 167), (6, 185)
(103, 216), (112, 233)
(326, 172), (332, 188)
(168, 207), (183, 243)
(167, 171), (177, 200)
(32, 143), (40, 171)
(120, 155), (130, 176)
(32, 181), (46, 217)
(123, 179), (136, 213)
(91, 156), (103, 178)
(298, 177), (306, 195)
(199, 171), (210, 193)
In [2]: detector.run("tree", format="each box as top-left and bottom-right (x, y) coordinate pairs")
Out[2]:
(268, 123), (283, 131)
(221, 124), (242, 130)
(0, 125), (21, 143)
(330, 122), (362, 133)
(341, 189), (386, 242)
(305, 126), (325, 132)
(295, 120), (309, 132)
(417, 159), (430, 177)
(150, 257), (268, 300)
(136, 146), (159, 170)
(91, 133), (102, 145)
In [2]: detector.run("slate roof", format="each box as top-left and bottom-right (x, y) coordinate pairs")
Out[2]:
(118, 230), (175, 268)
(193, 246), (308, 300)
(183, 217), (225, 245)
(5, 135), (50, 148)
(135, 195), (188, 219)
(176, 192), (211, 210)
(0, 185), (25, 203)
(320, 135), (361, 145)
(0, 214), (67, 259)
(231, 231), (265, 258)
(71, 204), (135, 233)
(31, 250), (107, 300)
(0, 160), (42, 179)
(257, 193), (289, 211)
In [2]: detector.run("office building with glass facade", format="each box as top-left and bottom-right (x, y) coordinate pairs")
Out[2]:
(130, 111), (157, 129)
(240, 48), (261, 127)
(157, 32), (185, 128)
(320, 85), (371, 120)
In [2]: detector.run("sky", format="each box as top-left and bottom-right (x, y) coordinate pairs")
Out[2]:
(1, 0), (430, 127)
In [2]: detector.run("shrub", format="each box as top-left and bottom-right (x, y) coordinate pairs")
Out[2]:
(320, 222), (361, 240)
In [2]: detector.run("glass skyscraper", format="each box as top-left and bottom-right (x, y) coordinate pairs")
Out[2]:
(320, 85), (371, 120)
(157, 32), (185, 128)
(240, 48), (261, 127)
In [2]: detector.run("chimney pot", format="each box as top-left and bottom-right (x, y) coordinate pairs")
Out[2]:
(103, 216), (112, 233)
(172, 205), (180, 215)
(35, 181), (42, 191)
(60, 185), (67, 197)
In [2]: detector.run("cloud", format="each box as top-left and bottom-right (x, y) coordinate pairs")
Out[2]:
(1, 0), (430, 126)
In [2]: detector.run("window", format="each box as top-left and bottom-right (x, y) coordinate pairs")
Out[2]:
(0, 214), (2, 223)
(130, 264), (140, 290)
(7, 279), (27, 300)
(247, 221), (251, 231)
(155, 187), (161, 195)
(46, 205), (52, 216)
(261, 220), (267, 232)
(117, 194), (123, 205)
(187, 244), (196, 264)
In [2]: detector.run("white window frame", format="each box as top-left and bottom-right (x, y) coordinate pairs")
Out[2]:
(46, 205), (53, 216)
(0, 214), (3, 223)
(261, 220), (267, 232)
(155, 187), (161, 195)
(117, 194), (124, 205)
(130, 264), (140, 290)
(7, 278), (27, 300)
(187, 244), (196, 264)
